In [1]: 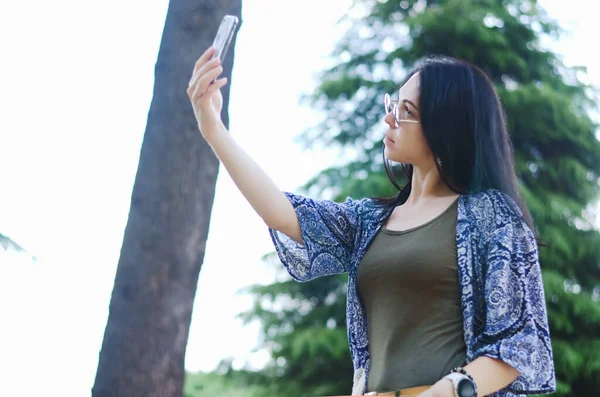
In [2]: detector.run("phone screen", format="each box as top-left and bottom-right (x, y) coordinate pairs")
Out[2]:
(212, 15), (239, 63)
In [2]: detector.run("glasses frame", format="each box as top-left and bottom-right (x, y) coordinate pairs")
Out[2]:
(384, 93), (420, 126)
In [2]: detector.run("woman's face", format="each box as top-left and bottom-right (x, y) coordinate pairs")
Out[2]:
(383, 72), (433, 166)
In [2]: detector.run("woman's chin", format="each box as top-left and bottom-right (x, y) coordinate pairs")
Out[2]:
(384, 146), (408, 163)
(383, 146), (397, 162)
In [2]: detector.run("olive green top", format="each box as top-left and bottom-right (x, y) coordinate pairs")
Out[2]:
(356, 199), (466, 392)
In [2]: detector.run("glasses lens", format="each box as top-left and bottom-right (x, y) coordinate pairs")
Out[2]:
(384, 93), (392, 114)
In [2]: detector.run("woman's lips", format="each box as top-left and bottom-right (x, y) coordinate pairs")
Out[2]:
(384, 136), (395, 144)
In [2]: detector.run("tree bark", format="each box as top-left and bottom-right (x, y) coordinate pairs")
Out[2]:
(93, 1), (241, 396)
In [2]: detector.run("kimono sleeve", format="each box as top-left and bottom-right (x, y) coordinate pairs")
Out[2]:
(473, 207), (556, 395)
(268, 192), (362, 283)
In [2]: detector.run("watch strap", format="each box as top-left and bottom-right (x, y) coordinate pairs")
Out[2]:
(444, 371), (478, 397)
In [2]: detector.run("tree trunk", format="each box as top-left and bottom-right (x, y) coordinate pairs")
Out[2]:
(92, 1), (241, 396)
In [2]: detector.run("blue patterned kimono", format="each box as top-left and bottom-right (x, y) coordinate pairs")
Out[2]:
(268, 188), (556, 396)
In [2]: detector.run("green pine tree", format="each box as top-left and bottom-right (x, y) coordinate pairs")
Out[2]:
(236, 1), (600, 396)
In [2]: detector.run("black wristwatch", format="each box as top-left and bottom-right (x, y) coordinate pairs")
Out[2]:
(444, 371), (478, 397)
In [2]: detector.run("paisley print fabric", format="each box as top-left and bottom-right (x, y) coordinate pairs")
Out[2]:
(268, 189), (556, 396)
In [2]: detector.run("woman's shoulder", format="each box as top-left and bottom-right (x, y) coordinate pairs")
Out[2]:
(462, 188), (524, 219)
(461, 188), (534, 241)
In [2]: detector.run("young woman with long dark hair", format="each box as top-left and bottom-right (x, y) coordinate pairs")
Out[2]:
(187, 47), (556, 397)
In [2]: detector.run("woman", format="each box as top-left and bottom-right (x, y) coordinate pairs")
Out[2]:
(187, 47), (556, 397)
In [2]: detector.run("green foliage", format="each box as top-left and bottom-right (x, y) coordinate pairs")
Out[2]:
(183, 370), (268, 397)
(233, 1), (600, 396)
(236, 271), (354, 397)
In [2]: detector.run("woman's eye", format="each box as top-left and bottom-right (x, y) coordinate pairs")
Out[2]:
(404, 106), (412, 116)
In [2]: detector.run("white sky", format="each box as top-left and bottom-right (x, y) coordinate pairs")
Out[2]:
(0, 1), (598, 396)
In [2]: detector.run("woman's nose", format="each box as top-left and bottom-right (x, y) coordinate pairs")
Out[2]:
(384, 111), (398, 128)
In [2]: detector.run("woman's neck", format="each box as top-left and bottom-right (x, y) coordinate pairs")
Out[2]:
(405, 163), (457, 206)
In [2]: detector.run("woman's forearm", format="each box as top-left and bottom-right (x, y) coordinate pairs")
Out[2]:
(207, 124), (302, 242)
(463, 356), (520, 396)
(428, 356), (520, 397)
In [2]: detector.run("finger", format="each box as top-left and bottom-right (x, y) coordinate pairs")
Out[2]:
(189, 64), (222, 98)
(193, 78), (226, 114)
(192, 66), (224, 97)
(203, 77), (228, 96)
(191, 76), (211, 108)
(191, 69), (224, 105)
(195, 80), (225, 109)
(196, 47), (216, 68)
(193, 47), (218, 75)
(189, 57), (221, 87)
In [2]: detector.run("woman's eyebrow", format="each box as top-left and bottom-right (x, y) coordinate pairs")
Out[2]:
(402, 99), (420, 111)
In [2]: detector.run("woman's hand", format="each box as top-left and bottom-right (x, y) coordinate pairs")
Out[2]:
(417, 378), (455, 397)
(187, 47), (229, 142)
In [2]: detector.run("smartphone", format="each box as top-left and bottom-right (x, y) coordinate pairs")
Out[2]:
(211, 15), (239, 63)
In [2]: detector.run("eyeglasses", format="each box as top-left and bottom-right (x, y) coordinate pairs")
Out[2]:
(384, 93), (420, 126)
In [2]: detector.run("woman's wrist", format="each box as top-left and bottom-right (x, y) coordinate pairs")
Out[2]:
(203, 121), (230, 149)
(428, 377), (455, 397)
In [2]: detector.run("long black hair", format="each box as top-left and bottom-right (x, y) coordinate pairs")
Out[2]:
(383, 55), (536, 234)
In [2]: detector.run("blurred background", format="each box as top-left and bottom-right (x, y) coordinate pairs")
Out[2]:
(1, 0), (599, 396)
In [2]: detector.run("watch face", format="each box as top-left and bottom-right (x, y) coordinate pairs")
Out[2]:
(457, 378), (476, 397)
